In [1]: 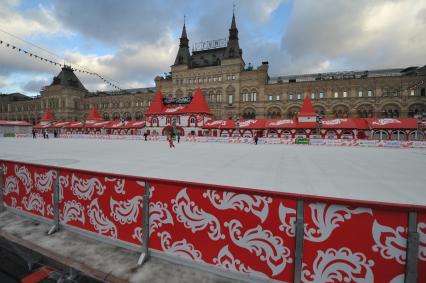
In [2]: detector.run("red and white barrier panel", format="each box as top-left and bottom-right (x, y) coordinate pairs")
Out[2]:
(147, 181), (296, 281)
(57, 168), (145, 247)
(2, 162), (55, 221)
(1, 160), (425, 282)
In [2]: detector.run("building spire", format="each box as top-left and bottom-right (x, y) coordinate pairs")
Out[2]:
(174, 16), (191, 65)
(224, 7), (242, 59)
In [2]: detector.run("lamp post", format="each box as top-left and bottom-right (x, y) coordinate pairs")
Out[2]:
(235, 115), (240, 137)
(316, 114), (322, 139)
(416, 114), (423, 140)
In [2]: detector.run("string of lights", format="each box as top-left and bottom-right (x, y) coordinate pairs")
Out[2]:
(0, 32), (123, 91)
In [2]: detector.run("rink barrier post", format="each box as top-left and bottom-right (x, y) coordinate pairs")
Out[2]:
(0, 167), (4, 212)
(405, 211), (419, 283)
(293, 199), (304, 283)
(47, 170), (61, 235)
(137, 180), (150, 266)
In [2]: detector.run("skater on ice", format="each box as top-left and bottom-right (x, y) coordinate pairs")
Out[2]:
(168, 134), (175, 148)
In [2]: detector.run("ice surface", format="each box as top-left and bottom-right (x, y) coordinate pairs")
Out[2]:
(1, 137), (425, 206)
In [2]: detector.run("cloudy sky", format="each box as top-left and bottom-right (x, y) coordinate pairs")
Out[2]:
(0, 0), (425, 96)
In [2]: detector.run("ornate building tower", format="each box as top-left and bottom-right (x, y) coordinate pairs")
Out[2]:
(224, 12), (242, 59)
(174, 22), (191, 66)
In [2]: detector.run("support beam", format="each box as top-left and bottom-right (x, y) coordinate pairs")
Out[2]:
(293, 199), (304, 283)
(405, 211), (419, 283)
(47, 170), (61, 235)
(138, 181), (150, 266)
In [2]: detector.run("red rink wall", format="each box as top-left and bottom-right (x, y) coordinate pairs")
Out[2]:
(1, 159), (425, 282)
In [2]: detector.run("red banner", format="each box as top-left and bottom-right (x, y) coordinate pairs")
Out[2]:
(418, 213), (426, 283)
(302, 202), (407, 282)
(2, 161), (55, 220)
(57, 169), (145, 246)
(148, 181), (296, 281)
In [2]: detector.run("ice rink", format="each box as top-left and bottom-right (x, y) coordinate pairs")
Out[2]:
(1, 137), (425, 206)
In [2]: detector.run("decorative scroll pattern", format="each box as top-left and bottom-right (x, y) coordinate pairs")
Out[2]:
(149, 183), (297, 282)
(302, 247), (374, 283)
(58, 169), (145, 245)
(418, 213), (426, 283)
(1, 162), (54, 219)
(1, 161), (424, 282)
(303, 202), (408, 282)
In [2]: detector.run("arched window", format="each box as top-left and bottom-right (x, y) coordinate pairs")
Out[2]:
(135, 112), (143, 121)
(409, 130), (425, 140)
(391, 130), (406, 141)
(242, 108), (256, 119)
(267, 107), (282, 119)
(373, 130), (389, 140)
(113, 112), (120, 120)
(332, 105), (349, 118)
(241, 89), (249, 102)
(381, 105), (401, 118)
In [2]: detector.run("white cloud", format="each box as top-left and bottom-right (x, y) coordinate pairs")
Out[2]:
(62, 32), (177, 91)
(279, 0), (426, 73)
(0, 1), (63, 39)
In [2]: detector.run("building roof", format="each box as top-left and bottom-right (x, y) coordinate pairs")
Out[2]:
(298, 96), (316, 117)
(184, 88), (212, 115)
(50, 66), (87, 91)
(146, 88), (212, 115)
(40, 109), (53, 121)
(86, 105), (104, 122)
(269, 66), (423, 84)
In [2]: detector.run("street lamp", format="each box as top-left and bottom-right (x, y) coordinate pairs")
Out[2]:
(316, 114), (322, 138)
(415, 114), (423, 140)
(235, 115), (240, 137)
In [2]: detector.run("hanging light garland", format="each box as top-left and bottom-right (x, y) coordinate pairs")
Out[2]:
(0, 38), (123, 91)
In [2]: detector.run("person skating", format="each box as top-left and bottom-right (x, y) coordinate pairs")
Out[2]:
(177, 133), (180, 143)
(32, 129), (36, 139)
(168, 134), (175, 148)
(144, 132), (148, 141)
(254, 134), (259, 145)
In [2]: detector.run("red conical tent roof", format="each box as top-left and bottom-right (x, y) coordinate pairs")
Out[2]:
(41, 109), (53, 121)
(298, 96), (316, 116)
(145, 89), (165, 115)
(86, 105), (103, 121)
(185, 88), (212, 115)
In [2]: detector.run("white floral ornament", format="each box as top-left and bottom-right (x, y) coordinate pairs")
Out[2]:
(34, 170), (57, 193)
(301, 247), (374, 283)
(110, 196), (144, 224)
(15, 165), (33, 194)
(61, 200), (85, 224)
(225, 219), (291, 276)
(304, 203), (372, 242)
(71, 174), (106, 200)
(203, 190), (272, 223)
(278, 203), (296, 237)
(172, 188), (225, 241)
(372, 220), (406, 264)
(4, 176), (19, 196)
(88, 198), (117, 238)
(22, 192), (45, 215)
(213, 245), (268, 278)
(418, 221), (426, 261)
(104, 177), (126, 194)
(149, 201), (174, 236)
(158, 231), (203, 262)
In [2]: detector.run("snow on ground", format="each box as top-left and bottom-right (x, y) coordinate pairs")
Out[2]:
(1, 137), (425, 206)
